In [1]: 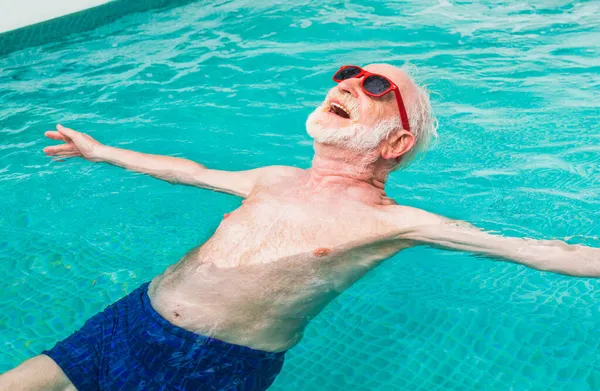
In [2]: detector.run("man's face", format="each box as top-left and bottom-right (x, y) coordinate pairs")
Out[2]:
(306, 64), (402, 151)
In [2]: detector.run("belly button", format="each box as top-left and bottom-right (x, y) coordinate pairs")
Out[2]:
(313, 248), (331, 257)
(173, 311), (180, 318)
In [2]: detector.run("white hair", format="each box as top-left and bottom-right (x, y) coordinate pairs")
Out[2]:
(394, 65), (438, 169)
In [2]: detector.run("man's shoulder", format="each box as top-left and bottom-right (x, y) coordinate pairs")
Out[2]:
(381, 204), (448, 230)
(265, 165), (305, 176)
(257, 165), (305, 181)
(381, 204), (472, 243)
(252, 165), (305, 188)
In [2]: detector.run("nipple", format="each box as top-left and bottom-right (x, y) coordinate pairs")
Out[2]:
(223, 213), (231, 219)
(313, 248), (331, 257)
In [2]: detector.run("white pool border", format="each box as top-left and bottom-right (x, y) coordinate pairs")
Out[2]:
(0, 0), (194, 57)
(0, 0), (114, 34)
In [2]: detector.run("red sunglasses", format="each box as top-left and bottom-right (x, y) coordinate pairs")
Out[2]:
(332, 65), (410, 133)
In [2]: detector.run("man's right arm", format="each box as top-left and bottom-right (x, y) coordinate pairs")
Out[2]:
(43, 124), (294, 198)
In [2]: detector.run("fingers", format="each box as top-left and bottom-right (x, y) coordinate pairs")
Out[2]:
(44, 131), (66, 141)
(56, 124), (77, 138)
(54, 151), (80, 157)
(43, 144), (78, 155)
(50, 151), (80, 160)
(44, 125), (83, 158)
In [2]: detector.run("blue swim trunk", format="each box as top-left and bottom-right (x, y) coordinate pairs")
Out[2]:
(42, 282), (285, 391)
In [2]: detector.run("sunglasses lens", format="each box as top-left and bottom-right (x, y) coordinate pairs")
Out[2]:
(364, 75), (391, 95)
(334, 67), (361, 80)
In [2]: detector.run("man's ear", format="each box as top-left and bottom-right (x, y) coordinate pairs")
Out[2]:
(381, 130), (415, 161)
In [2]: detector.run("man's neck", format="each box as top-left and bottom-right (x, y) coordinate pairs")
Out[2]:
(306, 143), (394, 205)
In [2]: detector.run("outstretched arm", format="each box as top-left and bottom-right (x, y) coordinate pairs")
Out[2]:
(43, 124), (294, 198)
(394, 206), (600, 277)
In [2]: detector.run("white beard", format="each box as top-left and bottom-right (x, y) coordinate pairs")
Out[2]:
(306, 107), (400, 152)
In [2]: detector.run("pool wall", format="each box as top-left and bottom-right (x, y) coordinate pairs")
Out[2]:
(0, 0), (195, 56)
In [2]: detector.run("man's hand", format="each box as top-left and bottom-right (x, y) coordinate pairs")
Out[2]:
(43, 124), (104, 162)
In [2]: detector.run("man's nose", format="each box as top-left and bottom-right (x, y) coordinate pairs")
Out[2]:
(336, 77), (361, 98)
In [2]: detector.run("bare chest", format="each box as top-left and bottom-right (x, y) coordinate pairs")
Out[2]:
(201, 188), (399, 267)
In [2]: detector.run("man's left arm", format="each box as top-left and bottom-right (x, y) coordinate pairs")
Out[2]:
(394, 206), (600, 277)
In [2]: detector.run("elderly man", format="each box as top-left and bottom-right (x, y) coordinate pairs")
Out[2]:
(2, 64), (598, 391)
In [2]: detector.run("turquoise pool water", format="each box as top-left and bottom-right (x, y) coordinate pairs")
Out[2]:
(1, 0), (599, 389)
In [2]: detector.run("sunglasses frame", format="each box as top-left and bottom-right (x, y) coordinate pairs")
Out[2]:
(332, 65), (411, 133)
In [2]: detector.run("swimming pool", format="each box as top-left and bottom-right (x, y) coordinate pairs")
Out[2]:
(1, 0), (599, 389)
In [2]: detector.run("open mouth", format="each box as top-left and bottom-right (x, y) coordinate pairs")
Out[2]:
(328, 102), (351, 119)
